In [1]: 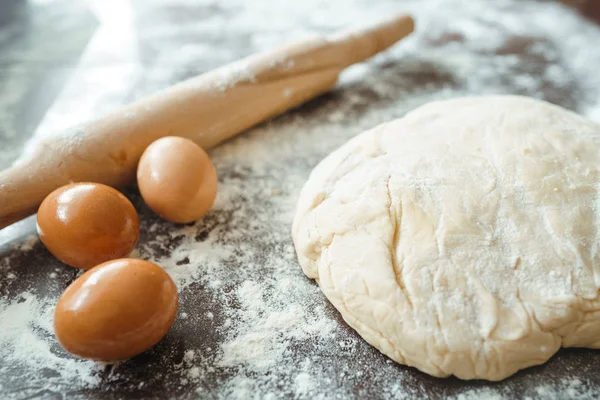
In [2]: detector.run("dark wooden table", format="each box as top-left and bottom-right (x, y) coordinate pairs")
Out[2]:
(2, 0), (600, 398)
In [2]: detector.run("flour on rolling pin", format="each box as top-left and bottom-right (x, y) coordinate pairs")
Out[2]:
(212, 61), (258, 92)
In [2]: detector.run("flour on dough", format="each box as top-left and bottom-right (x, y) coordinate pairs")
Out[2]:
(292, 95), (600, 381)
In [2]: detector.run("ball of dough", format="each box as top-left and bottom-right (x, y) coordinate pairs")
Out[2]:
(292, 95), (600, 381)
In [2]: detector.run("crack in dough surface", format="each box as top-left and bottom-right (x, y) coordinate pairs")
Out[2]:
(292, 95), (600, 381)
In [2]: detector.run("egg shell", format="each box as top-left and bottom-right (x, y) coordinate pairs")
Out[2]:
(36, 183), (140, 269)
(54, 258), (179, 362)
(137, 136), (218, 223)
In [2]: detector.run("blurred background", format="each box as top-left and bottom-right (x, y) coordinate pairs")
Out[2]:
(1, 0), (599, 170)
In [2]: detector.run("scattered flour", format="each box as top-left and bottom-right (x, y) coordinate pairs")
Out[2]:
(0, 293), (102, 392)
(2, 0), (600, 398)
(15, 235), (39, 252)
(447, 378), (599, 400)
(216, 280), (336, 370)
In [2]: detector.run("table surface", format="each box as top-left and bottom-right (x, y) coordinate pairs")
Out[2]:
(2, 0), (600, 399)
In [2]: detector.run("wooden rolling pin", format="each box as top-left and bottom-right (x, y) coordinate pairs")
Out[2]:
(0, 14), (414, 230)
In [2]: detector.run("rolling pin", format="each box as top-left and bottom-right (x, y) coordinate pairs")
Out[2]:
(0, 14), (415, 230)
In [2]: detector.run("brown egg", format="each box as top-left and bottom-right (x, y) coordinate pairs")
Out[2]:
(37, 183), (139, 269)
(54, 258), (178, 361)
(137, 136), (218, 223)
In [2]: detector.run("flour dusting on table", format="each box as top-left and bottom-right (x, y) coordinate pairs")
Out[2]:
(2, 0), (600, 398)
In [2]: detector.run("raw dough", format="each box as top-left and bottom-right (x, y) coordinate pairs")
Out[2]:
(292, 95), (600, 381)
